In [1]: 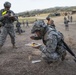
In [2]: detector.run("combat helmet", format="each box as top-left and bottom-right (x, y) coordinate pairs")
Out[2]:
(4, 2), (11, 8)
(31, 20), (46, 33)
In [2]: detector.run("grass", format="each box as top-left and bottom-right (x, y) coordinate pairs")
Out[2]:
(18, 13), (50, 23)
(19, 17), (36, 23)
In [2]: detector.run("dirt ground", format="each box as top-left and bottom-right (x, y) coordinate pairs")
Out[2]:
(0, 14), (76, 75)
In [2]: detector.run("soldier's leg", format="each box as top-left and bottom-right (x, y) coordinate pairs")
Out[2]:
(42, 53), (52, 64)
(8, 27), (16, 47)
(57, 48), (67, 61)
(65, 25), (67, 30)
(18, 27), (21, 34)
(61, 50), (67, 61)
(65, 25), (68, 30)
(68, 25), (69, 31)
(48, 53), (62, 67)
(67, 25), (69, 31)
(16, 27), (18, 32)
(0, 27), (8, 48)
(42, 53), (61, 64)
(49, 53), (61, 62)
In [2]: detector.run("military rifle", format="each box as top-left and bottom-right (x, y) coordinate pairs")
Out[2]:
(61, 39), (76, 62)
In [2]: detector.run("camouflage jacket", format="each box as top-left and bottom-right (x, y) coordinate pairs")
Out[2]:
(39, 27), (65, 58)
(0, 9), (17, 27)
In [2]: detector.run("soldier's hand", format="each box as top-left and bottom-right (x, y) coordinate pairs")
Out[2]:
(9, 16), (15, 20)
(9, 15), (15, 18)
(4, 14), (9, 17)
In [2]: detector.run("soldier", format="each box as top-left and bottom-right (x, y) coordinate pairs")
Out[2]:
(64, 16), (69, 30)
(67, 15), (70, 21)
(46, 17), (55, 29)
(0, 2), (18, 49)
(70, 16), (73, 22)
(30, 20), (66, 64)
(0, 22), (2, 33)
(35, 19), (37, 22)
(16, 21), (21, 34)
(22, 21), (25, 27)
(26, 20), (29, 27)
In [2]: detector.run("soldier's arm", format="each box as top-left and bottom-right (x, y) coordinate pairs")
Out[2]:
(39, 34), (57, 56)
(0, 10), (4, 21)
(10, 10), (18, 21)
(30, 36), (42, 40)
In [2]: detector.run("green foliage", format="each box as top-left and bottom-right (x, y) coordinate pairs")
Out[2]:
(16, 6), (76, 17)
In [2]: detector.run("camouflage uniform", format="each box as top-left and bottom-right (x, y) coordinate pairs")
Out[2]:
(31, 20), (66, 63)
(48, 24), (56, 29)
(70, 16), (72, 22)
(0, 2), (17, 47)
(64, 17), (69, 30)
(26, 20), (29, 27)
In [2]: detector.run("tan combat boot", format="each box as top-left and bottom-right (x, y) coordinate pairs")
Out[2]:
(12, 44), (18, 49)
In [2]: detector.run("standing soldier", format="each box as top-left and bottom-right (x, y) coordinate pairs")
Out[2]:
(30, 21), (66, 64)
(70, 16), (73, 22)
(64, 16), (69, 30)
(67, 15), (70, 21)
(26, 20), (29, 27)
(22, 21), (25, 27)
(0, 2), (18, 49)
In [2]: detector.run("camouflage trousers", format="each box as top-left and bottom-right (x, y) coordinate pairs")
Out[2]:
(0, 26), (15, 47)
(42, 51), (66, 63)
(42, 52), (60, 63)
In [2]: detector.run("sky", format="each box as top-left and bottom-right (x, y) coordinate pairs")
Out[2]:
(0, 0), (76, 13)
